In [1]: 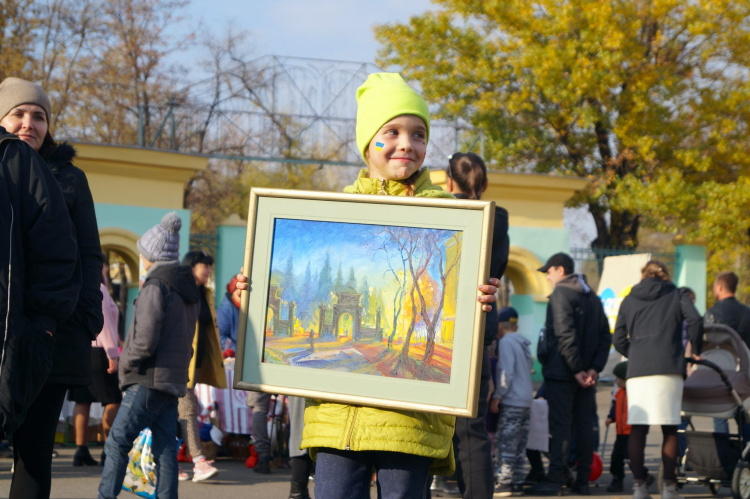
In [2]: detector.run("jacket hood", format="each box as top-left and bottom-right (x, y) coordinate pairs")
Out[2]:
(556, 273), (592, 294)
(504, 332), (532, 358)
(629, 277), (676, 301)
(40, 142), (76, 171)
(147, 263), (200, 304)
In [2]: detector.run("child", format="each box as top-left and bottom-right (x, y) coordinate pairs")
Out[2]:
(604, 360), (654, 493)
(98, 212), (200, 499)
(295, 72), (500, 499)
(490, 306), (533, 497)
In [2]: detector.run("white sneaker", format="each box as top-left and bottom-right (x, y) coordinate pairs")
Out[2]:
(633, 480), (653, 499)
(192, 458), (219, 482)
(661, 482), (682, 499)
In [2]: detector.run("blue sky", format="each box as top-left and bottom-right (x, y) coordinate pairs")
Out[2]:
(184, 0), (434, 65)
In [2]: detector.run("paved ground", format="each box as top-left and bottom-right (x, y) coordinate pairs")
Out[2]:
(0, 384), (730, 498)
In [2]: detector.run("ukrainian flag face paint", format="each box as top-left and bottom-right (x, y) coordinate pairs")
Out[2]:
(366, 115), (427, 181)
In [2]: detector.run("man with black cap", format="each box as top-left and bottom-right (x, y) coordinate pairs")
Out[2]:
(526, 253), (611, 496)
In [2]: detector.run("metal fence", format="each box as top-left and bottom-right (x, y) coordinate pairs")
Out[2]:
(570, 247), (678, 292)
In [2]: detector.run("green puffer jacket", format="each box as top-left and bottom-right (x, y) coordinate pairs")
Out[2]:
(301, 167), (457, 475)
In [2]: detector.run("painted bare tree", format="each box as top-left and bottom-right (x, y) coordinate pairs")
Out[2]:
(376, 227), (409, 351)
(416, 232), (460, 366)
(384, 227), (459, 376)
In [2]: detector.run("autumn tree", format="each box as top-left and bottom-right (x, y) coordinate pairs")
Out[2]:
(375, 1), (750, 250)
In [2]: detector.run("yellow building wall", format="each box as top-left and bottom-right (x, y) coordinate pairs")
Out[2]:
(431, 170), (589, 229)
(72, 142), (206, 209)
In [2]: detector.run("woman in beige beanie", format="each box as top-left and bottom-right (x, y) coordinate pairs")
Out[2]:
(0, 78), (106, 499)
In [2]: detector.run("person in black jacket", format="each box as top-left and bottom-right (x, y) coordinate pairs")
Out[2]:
(704, 271), (750, 434)
(0, 124), (80, 435)
(0, 77), (103, 499)
(705, 271), (750, 346)
(438, 152), (510, 499)
(527, 252), (610, 496)
(613, 261), (702, 499)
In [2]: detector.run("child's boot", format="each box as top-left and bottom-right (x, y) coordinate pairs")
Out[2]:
(661, 481), (682, 499)
(632, 479), (653, 499)
(607, 476), (624, 492)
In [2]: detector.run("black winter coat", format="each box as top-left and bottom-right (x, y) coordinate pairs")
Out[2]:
(613, 277), (703, 379)
(705, 297), (750, 349)
(453, 196), (510, 347)
(0, 128), (80, 435)
(538, 273), (611, 381)
(43, 143), (103, 386)
(483, 206), (510, 346)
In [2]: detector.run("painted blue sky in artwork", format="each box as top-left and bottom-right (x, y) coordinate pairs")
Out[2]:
(269, 218), (459, 289)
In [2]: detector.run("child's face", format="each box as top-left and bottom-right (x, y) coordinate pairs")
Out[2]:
(366, 115), (427, 181)
(616, 377), (626, 388)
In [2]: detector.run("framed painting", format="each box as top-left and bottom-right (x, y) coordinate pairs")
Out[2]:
(234, 188), (495, 417)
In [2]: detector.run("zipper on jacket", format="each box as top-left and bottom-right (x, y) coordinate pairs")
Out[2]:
(378, 179), (387, 195)
(345, 406), (359, 450)
(0, 204), (13, 373)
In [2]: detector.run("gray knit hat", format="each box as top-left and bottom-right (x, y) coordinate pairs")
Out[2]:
(0, 77), (52, 122)
(137, 212), (182, 263)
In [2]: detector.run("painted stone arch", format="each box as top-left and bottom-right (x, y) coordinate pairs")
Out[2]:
(504, 246), (552, 302)
(99, 227), (140, 278)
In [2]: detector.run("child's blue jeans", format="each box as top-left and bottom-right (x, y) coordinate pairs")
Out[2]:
(98, 384), (179, 499)
(314, 447), (431, 499)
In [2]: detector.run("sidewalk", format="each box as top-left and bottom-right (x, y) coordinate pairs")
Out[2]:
(0, 384), (721, 498)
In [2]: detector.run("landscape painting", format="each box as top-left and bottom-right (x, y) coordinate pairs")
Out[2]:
(262, 218), (463, 384)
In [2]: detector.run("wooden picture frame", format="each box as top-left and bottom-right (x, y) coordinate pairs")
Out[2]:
(234, 187), (495, 417)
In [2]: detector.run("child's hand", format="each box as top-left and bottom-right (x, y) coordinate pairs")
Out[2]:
(605, 417), (613, 427)
(235, 268), (251, 292)
(478, 278), (500, 313)
(490, 398), (500, 414)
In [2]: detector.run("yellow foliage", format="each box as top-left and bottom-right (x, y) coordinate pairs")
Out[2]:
(376, 0), (750, 249)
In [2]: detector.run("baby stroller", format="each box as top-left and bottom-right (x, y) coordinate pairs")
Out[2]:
(673, 323), (750, 498)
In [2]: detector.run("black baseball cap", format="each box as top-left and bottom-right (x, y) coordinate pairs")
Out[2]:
(537, 252), (574, 275)
(498, 306), (519, 323)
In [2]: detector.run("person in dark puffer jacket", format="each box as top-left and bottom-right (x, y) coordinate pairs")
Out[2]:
(613, 260), (702, 499)
(98, 212), (200, 499)
(0, 76), (101, 499)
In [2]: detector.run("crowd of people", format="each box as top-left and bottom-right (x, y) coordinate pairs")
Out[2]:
(0, 69), (743, 499)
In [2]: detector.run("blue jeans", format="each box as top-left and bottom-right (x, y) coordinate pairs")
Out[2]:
(315, 448), (431, 499)
(98, 385), (178, 499)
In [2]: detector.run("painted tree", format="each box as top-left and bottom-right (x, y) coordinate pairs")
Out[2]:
(383, 227), (459, 375)
(296, 261), (315, 326)
(280, 254), (296, 303)
(345, 266), (357, 291)
(333, 262), (344, 293)
(375, 1), (750, 249)
(377, 228), (410, 350)
(315, 253), (333, 306)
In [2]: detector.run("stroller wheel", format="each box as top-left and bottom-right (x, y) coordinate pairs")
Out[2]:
(732, 461), (750, 499)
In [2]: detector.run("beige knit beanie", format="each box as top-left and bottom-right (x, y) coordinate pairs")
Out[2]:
(0, 77), (52, 122)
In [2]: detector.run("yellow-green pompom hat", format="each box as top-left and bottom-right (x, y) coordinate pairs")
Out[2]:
(355, 72), (430, 163)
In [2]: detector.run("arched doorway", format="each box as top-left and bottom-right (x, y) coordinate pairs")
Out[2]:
(100, 228), (140, 338)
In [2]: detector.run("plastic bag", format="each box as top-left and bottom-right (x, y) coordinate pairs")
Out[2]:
(122, 428), (157, 499)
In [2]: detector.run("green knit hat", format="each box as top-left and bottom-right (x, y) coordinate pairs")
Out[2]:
(355, 73), (430, 163)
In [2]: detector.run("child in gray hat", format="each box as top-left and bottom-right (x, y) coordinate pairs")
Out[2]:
(98, 212), (201, 499)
